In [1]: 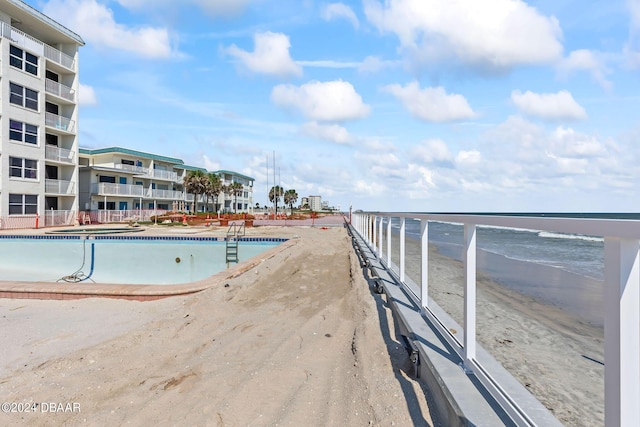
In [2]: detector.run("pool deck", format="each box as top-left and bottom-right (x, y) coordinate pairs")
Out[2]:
(0, 224), (301, 301)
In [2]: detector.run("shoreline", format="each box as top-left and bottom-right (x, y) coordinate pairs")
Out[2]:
(392, 234), (604, 426)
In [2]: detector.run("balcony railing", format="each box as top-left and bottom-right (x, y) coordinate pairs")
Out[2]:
(146, 189), (186, 199)
(45, 179), (74, 195)
(92, 183), (145, 197)
(0, 21), (75, 70)
(45, 145), (75, 164)
(45, 78), (75, 102)
(149, 169), (178, 181)
(45, 112), (75, 133)
(115, 164), (148, 174)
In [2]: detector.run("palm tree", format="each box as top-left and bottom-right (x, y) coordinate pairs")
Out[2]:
(230, 182), (244, 213)
(205, 173), (223, 213)
(284, 189), (298, 216)
(269, 185), (284, 216)
(183, 170), (208, 213)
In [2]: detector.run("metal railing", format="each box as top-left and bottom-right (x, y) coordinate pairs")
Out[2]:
(45, 178), (74, 195)
(352, 211), (640, 427)
(146, 189), (185, 199)
(44, 210), (76, 227)
(92, 183), (145, 197)
(148, 169), (178, 181)
(45, 145), (75, 163)
(0, 21), (75, 70)
(82, 209), (168, 224)
(45, 112), (75, 133)
(114, 164), (148, 174)
(45, 78), (75, 102)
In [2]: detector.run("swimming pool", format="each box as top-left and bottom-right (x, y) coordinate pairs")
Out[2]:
(0, 236), (285, 285)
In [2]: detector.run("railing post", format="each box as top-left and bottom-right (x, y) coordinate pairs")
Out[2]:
(400, 217), (406, 283)
(421, 219), (429, 310)
(386, 216), (392, 267)
(604, 237), (640, 427)
(378, 216), (383, 258)
(372, 215), (377, 252)
(463, 223), (477, 366)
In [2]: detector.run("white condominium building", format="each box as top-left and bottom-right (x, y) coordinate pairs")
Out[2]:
(79, 147), (254, 222)
(0, 0), (83, 228)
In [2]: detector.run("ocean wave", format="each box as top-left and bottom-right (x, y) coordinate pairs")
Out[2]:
(537, 231), (603, 242)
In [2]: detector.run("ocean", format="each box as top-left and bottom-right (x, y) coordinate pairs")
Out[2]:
(385, 214), (640, 328)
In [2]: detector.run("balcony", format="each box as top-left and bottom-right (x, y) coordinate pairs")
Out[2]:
(147, 189), (186, 200)
(149, 169), (178, 181)
(45, 112), (75, 133)
(92, 183), (145, 197)
(45, 179), (74, 195)
(0, 21), (75, 70)
(45, 79), (75, 102)
(115, 164), (148, 174)
(45, 145), (74, 164)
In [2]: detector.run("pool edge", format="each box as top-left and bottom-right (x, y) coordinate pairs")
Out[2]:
(0, 238), (299, 301)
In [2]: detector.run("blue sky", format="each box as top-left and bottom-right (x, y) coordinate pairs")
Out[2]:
(25, 0), (640, 212)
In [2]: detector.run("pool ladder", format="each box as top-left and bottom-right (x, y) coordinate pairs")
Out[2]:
(225, 222), (245, 266)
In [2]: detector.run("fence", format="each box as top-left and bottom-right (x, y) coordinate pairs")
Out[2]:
(80, 209), (168, 225)
(351, 212), (640, 426)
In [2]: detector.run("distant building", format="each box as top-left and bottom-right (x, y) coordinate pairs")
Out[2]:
(0, 0), (84, 227)
(309, 195), (322, 211)
(78, 146), (254, 222)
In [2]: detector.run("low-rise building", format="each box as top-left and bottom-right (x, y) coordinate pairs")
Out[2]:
(78, 147), (254, 223)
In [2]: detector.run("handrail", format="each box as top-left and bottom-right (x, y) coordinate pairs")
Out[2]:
(226, 221), (246, 239)
(351, 211), (639, 426)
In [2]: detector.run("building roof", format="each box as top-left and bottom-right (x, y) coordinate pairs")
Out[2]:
(5, 0), (85, 45)
(80, 147), (254, 181)
(175, 164), (208, 172)
(215, 170), (255, 181)
(79, 147), (184, 165)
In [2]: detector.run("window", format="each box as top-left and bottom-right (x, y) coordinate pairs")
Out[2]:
(10, 45), (38, 75)
(10, 157), (38, 179)
(99, 175), (116, 183)
(46, 133), (59, 146)
(98, 201), (116, 210)
(9, 194), (38, 215)
(121, 159), (135, 166)
(9, 120), (38, 145)
(10, 82), (38, 110)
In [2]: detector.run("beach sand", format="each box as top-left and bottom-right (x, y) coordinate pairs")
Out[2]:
(390, 235), (604, 427)
(0, 226), (438, 426)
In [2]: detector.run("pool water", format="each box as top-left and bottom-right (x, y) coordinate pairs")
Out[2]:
(0, 236), (284, 285)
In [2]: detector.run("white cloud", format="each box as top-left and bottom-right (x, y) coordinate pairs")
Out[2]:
(383, 82), (476, 122)
(224, 32), (302, 79)
(271, 80), (370, 121)
(301, 121), (352, 144)
(455, 150), (482, 167)
(78, 83), (98, 105)
(364, 0), (563, 73)
(357, 56), (401, 74)
(550, 127), (607, 158)
(511, 90), (587, 121)
(43, 0), (176, 59)
(409, 139), (453, 165)
(321, 3), (360, 29)
(117, 0), (252, 17)
(557, 49), (612, 90)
